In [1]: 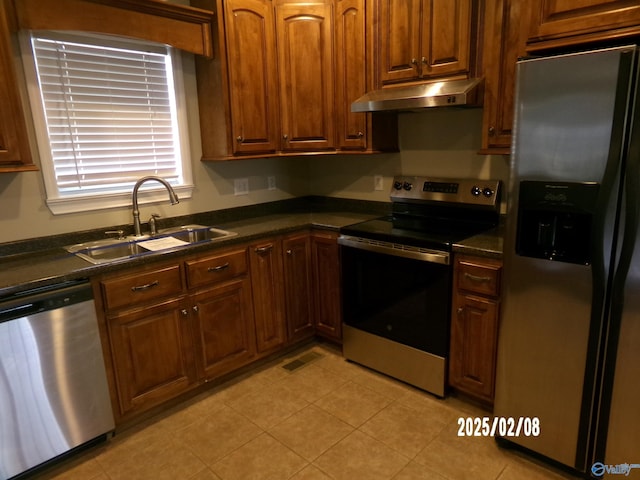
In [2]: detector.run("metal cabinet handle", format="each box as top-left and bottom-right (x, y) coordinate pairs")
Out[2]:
(286, 249), (292, 255)
(463, 272), (492, 283)
(131, 280), (159, 292)
(411, 58), (418, 65)
(181, 309), (188, 316)
(193, 305), (199, 313)
(236, 135), (243, 143)
(255, 245), (273, 254)
(457, 307), (464, 315)
(208, 262), (230, 272)
(283, 134), (289, 141)
(421, 56), (427, 64)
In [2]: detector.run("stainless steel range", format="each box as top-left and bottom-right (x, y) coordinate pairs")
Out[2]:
(339, 176), (501, 397)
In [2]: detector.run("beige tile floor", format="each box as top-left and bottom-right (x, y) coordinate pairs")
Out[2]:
(35, 343), (579, 480)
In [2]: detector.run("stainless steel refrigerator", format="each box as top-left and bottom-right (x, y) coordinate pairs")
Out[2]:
(495, 45), (640, 478)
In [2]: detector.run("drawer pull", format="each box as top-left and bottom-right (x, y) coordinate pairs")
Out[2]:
(255, 245), (273, 254)
(208, 262), (230, 272)
(131, 280), (159, 292)
(463, 273), (492, 283)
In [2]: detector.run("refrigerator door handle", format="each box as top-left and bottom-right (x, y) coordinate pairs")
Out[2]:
(575, 48), (638, 472)
(591, 88), (640, 465)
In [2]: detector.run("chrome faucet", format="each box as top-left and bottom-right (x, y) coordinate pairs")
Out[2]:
(132, 176), (179, 237)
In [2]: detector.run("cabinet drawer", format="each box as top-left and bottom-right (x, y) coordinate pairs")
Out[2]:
(456, 258), (502, 297)
(186, 248), (248, 288)
(101, 264), (183, 311)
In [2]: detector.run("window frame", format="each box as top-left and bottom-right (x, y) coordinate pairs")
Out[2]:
(20, 30), (193, 215)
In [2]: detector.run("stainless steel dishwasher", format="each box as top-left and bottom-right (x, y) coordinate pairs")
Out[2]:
(0, 280), (114, 479)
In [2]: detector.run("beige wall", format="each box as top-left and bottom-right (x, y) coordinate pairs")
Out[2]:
(309, 109), (510, 208)
(0, 52), (509, 244)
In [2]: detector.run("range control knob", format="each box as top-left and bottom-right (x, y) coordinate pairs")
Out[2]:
(470, 186), (482, 196)
(393, 180), (403, 190)
(483, 187), (494, 197)
(403, 181), (413, 191)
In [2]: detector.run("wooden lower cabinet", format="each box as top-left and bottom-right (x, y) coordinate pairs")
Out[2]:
(107, 296), (197, 417)
(191, 276), (256, 380)
(449, 255), (502, 405)
(98, 230), (343, 423)
(101, 250), (256, 421)
(311, 231), (342, 342)
(283, 232), (314, 342)
(249, 238), (287, 353)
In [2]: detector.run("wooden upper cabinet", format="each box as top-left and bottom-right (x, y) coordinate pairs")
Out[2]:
(276, 2), (335, 151)
(378, 0), (421, 85)
(335, 0), (367, 150)
(223, 0), (280, 154)
(423, 0), (472, 78)
(527, 0), (640, 51)
(480, 0), (529, 154)
(0, 0), (36, 172)
(377, 0), (474, 87)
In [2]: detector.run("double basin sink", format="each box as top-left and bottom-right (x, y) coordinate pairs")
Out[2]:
(66, 225), (237, 265)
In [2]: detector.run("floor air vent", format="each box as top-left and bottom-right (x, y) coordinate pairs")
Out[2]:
(281, 351), (323, 372)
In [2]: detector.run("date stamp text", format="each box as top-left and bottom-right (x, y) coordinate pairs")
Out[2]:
(457, 416), (540, 437)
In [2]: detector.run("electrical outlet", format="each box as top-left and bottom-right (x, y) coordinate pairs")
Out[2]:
(267, 175), (276, 191)
(234, 178), (249, 195)
(374, 175), (384, 191)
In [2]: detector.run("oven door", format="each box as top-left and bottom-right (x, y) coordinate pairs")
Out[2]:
(339, 235), (451, 356)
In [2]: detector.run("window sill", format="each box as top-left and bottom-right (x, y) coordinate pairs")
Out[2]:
(46, 184), (194, 215)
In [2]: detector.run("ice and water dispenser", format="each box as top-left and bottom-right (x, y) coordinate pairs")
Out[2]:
(516, 181), (600, 265)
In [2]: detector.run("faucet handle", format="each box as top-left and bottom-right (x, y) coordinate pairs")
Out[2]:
(105, 230), (125, 240)
(148, 214), (161, 235)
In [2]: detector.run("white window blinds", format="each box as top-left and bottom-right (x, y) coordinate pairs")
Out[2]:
(25, 32), (192, 213)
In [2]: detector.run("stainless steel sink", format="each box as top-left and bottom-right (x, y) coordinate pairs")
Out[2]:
(66, 225), (237, 264)
(65, 238), (147, 264)
(157, 224), (238, 243)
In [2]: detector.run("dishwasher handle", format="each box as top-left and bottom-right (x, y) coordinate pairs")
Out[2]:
(0, 280), (93, 323)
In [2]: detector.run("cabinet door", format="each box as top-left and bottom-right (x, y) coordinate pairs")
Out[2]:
(377, 0), (422, 85)
(223, 0), (280, 154)
(449, 293), (499, 404)
(311, 231), (342, 342)
(282, 232), (314, 342)
(191, 276), (256, 380)
(108, 297), (196, 417)
(528, 0), (640, 48)
(481, 0), (528, 153)
(276, 2), (335, 151)
(335, 0), (367, 150)
(0, 0), (36, 171)
(249, 238), (287, 353)
(422, 0), (472, 79)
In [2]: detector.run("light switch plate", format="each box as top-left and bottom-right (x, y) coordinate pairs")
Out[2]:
(267, 176), (276, 191)
(374, 175), (384, 191)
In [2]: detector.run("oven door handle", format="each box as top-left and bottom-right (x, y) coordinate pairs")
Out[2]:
(338, 235), (450, 265)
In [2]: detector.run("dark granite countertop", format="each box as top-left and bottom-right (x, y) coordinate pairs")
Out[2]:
(452, 222), (504, 260)
(0, 197), (504, 298)
(0, 198), (382, 298)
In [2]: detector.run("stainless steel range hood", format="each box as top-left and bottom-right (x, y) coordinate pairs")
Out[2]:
(351, 77), (483, 112)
